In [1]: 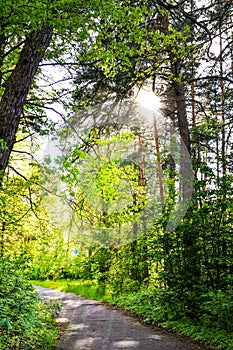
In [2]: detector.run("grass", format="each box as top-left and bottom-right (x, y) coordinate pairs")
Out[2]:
(32, 279), (233, 350)
(31, 279), (112, 301)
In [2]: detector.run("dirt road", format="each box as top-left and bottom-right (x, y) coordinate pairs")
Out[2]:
(35, 286), (213, 350)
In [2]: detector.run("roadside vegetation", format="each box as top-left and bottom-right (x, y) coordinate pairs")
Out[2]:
(0, 260), (59, 350)
(33, 278), (233, 350)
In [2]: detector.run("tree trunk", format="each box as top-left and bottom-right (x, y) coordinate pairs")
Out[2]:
(219, 24), (226, 177)
(0, 26), (53, 180)
(161, 15), (191, 155)
(153, 116), (164, 204)
(161, 15), (192, 203)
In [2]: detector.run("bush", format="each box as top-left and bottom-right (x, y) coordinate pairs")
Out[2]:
(0, 260), (58, 349)
(112, 287), (233, 349)
(200, 289), (233, 332)
(113, 288), (162, 322)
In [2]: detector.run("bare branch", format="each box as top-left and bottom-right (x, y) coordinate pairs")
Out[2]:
(9, 165), (28, 181)
(189, 75), (233, 84)
(2, 39), (27, 59)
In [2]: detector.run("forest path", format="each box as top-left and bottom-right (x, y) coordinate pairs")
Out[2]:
(35, 286), (213, 350)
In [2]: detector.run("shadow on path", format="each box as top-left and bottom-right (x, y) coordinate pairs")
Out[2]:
(35, 286), (213, 350)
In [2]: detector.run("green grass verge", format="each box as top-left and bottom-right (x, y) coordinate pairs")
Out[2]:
(31, 279), (112, 301)
(32, 280), (232, 350)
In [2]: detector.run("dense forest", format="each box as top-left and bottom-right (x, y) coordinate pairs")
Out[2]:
(0, 0), (232, 349)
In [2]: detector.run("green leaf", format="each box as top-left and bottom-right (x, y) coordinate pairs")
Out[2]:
(0, 318), (12, 330)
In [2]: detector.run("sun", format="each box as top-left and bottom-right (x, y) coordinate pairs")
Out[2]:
(134, 87), (161, 112)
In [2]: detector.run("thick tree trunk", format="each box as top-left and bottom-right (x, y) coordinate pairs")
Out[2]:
(171, 63), (191, 155)
(0, 26), (53, 179)
(161, 15), (191, 155)
(219, 25), (226, 177)
(161, 14), (192, 203)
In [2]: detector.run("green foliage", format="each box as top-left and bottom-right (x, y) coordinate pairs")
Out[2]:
(106, 239), (149, 295)
(86, 2), (193, 80)
(26, 227), (68, 281)
(0, 139), (7, 150)
(200, 290), (233, 332)
(159, 319), (233, 350)
(0, 1), (232, 350)
(112, 288), (161, 321)
(112, 287), (233, 350)
(0, 162), (68, 281)
(33, 279), (110, 302)
(0, 260), (58, 350)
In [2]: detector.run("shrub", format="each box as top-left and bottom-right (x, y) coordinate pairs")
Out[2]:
(200, 289), (233, 332)
(0, 260), (58, 349)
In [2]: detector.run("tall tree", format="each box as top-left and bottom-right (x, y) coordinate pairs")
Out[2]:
(0, 27), (53, 177)
(0, 0), (118, 180)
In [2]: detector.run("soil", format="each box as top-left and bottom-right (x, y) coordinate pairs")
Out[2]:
(35, 286), (216, 350)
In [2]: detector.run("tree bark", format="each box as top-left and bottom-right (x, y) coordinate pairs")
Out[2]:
(161, 14), (192, 202)
(161, 15), (191, 155)
(219, 24), (226, 177)
(0, 26), (53, 180)
(153, 116), (164, 204)
(171, 62), (191, 155)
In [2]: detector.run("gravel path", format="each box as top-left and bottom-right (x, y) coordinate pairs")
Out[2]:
(35, 286), (214, 350)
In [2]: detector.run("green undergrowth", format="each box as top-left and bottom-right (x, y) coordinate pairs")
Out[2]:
(32, 279), (112, 301)
(0, 262), (59, 350)
(112, 289), (233, 350)
(33, 279), (233, 350)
